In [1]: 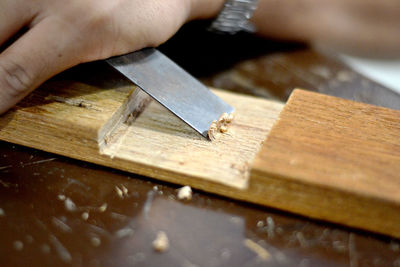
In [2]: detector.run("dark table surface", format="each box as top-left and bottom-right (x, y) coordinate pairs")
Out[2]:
(1, 22), (400, 267)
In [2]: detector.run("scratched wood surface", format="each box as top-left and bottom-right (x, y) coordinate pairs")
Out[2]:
(250, 89), (400, 238)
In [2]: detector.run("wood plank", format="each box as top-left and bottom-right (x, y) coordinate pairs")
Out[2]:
(250, 89), (400, 237)
(0, 79), (283, 191)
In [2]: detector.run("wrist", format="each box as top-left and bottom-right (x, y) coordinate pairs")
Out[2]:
(187, 0), (225, 21)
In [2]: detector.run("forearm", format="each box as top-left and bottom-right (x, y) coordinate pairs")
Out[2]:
(250, 0), (400, 56)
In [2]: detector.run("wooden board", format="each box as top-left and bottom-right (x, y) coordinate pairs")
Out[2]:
(0, 77), (283, 192)
(1, 74), (400, 238)
(251, 89), (400, 238)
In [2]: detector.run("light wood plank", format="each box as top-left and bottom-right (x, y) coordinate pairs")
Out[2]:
(0, 80), (283, 190)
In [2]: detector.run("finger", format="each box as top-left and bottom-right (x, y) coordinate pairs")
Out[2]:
(0, 0), (37, 45)
(0, 18), (82, 114)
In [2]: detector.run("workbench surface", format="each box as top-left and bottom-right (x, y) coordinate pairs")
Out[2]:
(1, 22), (399, 266)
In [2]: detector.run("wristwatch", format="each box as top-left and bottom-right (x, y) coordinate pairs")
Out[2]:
(209, 0), (259, 34)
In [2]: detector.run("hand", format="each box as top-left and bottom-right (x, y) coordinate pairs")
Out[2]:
(0, 0), (224, 114)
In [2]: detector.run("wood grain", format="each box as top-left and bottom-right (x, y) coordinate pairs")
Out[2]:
(251, 89), (400, 237)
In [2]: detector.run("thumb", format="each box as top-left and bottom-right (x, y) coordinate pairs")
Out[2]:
(0, 19), (81, 114)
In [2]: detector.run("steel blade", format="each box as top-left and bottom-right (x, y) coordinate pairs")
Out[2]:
(106, 48), (234, 138)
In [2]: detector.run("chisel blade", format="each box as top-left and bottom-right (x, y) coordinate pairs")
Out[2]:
(106, 48), (234, 139)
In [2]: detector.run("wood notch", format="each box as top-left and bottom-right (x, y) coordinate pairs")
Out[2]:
(250, 89), (400, 238)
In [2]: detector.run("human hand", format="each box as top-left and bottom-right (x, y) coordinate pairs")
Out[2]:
(0, 0), (224, 114)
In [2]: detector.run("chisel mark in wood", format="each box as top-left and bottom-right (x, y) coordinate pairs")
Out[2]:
(46, 95), (100, 111)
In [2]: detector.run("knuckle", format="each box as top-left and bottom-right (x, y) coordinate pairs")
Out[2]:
(0, 60), (32, 98)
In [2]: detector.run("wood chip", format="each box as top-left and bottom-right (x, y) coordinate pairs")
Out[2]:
(115, 186), (124, 198)
(207, 112), (235, 140)
(81, 212), (89, 221)
(13, 240), (24, 251)
(91, 237), (101, 247)
(64, 198), (77, 211)
(152, 231), (169, 252)
(177, 186), (192, 201)
(98, 203), (107, 212)
(243, 239), (270, 261)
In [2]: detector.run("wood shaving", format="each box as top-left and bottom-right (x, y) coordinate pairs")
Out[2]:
(64, 198), (77, 211)
(152, 231), (169, 252)
(115, 186), (124, 198)
(121, 185), (128, 195)
(177, 186), (192, 201)
(41, 244), (51, 254)
(13, 240), (24, 251)
(208, 112), (235, 141)
(98, 203), (108, 212)
(91, 237), (101, 247)
(115, 228), (134, 238)
(81, 212), (89, 221)
(243, 239), (270, 261)
(115, 185), (129, 199)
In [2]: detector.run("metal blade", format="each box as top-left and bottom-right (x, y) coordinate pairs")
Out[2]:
(106, 48), (234, 138)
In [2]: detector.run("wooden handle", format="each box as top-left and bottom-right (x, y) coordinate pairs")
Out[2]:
(250, 89), (400, 238)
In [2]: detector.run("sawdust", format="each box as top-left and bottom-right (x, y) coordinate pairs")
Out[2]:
(208, 112), (235, 141)
(153, 231), (169, 252)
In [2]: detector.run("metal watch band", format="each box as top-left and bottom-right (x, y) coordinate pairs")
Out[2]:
(209, 0), (259, 34)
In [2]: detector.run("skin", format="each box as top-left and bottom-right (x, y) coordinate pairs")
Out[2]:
(0, 0), (399, 114)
